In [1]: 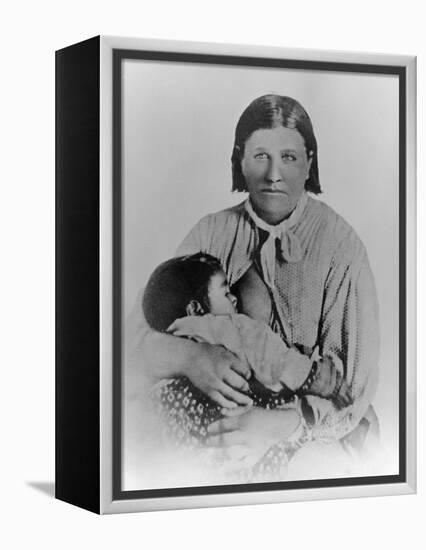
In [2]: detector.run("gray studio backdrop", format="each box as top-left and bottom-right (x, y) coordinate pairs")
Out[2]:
(122, 58), (399, 488)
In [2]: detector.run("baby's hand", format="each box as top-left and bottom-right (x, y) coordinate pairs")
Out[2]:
(308, 359), (336, 397)
(333, 378), (354, 409)
(308, 359), (353, 409)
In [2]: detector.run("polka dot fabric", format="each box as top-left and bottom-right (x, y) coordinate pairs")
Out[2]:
(152, 376), (301, 481)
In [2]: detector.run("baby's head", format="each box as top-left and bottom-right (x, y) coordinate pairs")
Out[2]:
(143, 253), (237, 332)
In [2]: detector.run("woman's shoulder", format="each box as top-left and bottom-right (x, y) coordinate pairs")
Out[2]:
(305, 195), (367, 258)
(196, 200), (246, 225)
(186, 201), (248, 242)
(176, 200), (254, 277)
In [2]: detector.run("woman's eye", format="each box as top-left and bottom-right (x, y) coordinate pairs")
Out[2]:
(282, 153), (297, 161)
(254, 153), (268, 160)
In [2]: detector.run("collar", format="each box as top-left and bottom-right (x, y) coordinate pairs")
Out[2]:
(244, 192), (307, 289)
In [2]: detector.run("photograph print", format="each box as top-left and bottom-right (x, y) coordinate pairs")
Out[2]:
(116, 49), (405, 498)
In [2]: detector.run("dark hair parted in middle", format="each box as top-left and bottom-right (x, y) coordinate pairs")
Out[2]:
(142, 253), (223, 332)
(231, 94), (321, 194)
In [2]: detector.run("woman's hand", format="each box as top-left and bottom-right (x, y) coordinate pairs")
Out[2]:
(185, 342), (253, 408)
(206, 406), (301, 469)
(127, 323), (252, 408)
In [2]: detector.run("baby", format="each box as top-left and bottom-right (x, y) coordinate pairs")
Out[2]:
(143, 253), (352, 451)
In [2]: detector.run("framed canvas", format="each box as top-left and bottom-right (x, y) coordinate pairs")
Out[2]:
(55, 35), (416, 514)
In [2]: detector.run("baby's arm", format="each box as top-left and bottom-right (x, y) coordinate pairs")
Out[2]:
(259, 341), (353, 409)
(238, 316), (352, 409)
(236, 315), (312, 391)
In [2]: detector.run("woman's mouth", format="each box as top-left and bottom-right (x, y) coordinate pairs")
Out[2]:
(260, 189), (286, 195)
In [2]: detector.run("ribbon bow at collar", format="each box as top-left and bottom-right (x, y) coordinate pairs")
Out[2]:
(244, 193), (307, 290)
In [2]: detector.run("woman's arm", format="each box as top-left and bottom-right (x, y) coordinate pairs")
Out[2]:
(125, 291), (252, 408)
(301, 234), (380, 440)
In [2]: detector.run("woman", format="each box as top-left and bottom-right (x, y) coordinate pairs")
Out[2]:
(126, 94), (380, 479)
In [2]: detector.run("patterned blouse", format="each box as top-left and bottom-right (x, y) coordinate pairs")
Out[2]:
(175, 193), (380, 441)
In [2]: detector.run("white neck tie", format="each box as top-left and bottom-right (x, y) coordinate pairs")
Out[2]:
(244, 193), (307, 290)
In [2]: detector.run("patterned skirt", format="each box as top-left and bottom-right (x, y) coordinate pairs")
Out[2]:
(151, 375), (304, 482)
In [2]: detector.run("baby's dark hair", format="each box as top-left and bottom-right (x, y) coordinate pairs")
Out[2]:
(142, 253), (223, 332)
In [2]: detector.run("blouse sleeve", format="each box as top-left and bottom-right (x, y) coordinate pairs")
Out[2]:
(175, 215), (211, 256)
(302, 233), (380, 440)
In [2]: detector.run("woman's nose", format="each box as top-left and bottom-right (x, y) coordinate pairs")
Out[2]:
(230, 294), (238, 308)
(265, 158), (282, 183)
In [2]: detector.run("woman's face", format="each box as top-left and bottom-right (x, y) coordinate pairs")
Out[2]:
(241, 126), (312, 225)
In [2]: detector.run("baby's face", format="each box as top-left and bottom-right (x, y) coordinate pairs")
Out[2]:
(207, 270), (237, 315)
